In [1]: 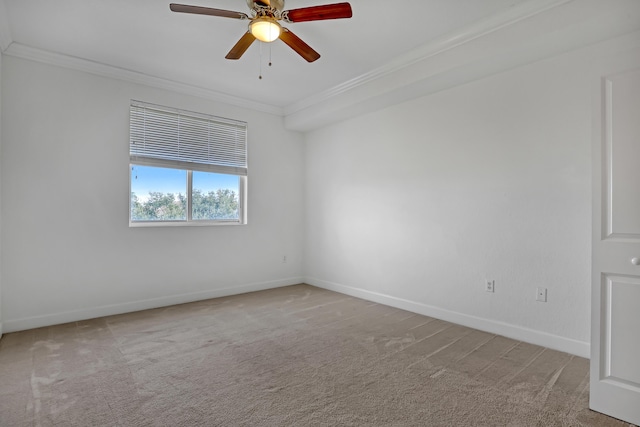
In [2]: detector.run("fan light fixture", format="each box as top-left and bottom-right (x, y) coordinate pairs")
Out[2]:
(250, 17), (282, 42)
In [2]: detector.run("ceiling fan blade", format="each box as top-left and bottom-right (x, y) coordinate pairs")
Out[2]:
(225, 32), (257, 60)
(169, 4), (249, 20)
(284, 2), (352, 23)
(279, 28), (321, 62)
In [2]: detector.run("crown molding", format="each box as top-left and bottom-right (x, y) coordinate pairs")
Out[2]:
(5, 0), (638, 131)
(3, 43), (284, 116)
(0, 0), (13, 52)
(285, 0), (640, 131)
(1, 0), (570, 120)
(283, 0), (573, 117)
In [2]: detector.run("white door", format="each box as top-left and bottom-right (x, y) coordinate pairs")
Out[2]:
(590, 64), (640, 425)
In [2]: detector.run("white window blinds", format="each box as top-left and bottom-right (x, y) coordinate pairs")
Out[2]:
(130, 101), (248, 176)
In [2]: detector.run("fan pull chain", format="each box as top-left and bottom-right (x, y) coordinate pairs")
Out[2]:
(269, 43), (272, 67)
(259, 42), (263, 79)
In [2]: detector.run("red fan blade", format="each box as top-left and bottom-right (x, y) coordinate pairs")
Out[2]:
(225, 32), (257, 60)
(285, 2), (352, 23)
(169, 4), (249, 20)
(279, 28), (320, 62)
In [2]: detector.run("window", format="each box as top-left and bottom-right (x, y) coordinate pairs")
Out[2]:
(129, 101), (247, 226)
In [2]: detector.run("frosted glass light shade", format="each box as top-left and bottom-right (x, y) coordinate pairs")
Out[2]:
(250, 18), (282, 42)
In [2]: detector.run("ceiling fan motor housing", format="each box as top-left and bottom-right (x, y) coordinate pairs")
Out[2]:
(247, 0), (285, 12)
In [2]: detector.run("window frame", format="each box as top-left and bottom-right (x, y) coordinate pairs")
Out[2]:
(128, 101), (248, 227)
(129, 166), (247, 227)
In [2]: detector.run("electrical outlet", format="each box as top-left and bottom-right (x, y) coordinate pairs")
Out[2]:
(536, 287), (547, 302)
(486, 280), (495, 293)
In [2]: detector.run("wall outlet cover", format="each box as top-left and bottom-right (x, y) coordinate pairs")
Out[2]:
(536, 287), (547, 302)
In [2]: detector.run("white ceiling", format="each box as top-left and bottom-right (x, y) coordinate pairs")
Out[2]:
(2, 0), (640, 128)
(1, 0), (529, 107)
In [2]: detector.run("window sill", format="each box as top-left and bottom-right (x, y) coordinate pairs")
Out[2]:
(129, 220), (246, 228)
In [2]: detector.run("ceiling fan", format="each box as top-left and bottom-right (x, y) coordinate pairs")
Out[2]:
(169, 0), (353, 63)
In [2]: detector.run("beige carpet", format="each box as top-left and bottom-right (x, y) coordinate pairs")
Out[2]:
(0, 284), (634, 426)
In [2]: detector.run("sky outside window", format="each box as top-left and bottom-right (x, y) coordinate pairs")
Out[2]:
(193, 171), (240, 195)
(131, 166), (239, 199)
(131, 165), (186, 201)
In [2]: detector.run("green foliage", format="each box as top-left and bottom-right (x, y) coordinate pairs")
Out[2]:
(192, 189), (239, 220)
(131, 190), (239, 221)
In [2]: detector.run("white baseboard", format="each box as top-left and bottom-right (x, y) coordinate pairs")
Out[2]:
(305, 277), (590, 358)
(3, 277), (304, 333)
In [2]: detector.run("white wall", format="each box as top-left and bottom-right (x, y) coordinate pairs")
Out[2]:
(304, 40), (611, 358)
(0, 56), (305, 332)
(0, 51), (3, 338)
